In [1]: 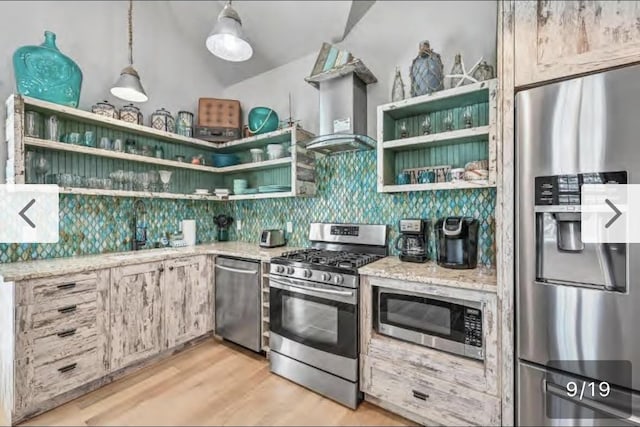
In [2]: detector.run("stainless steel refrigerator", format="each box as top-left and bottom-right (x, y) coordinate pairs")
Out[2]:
(516, 65), (640, 426)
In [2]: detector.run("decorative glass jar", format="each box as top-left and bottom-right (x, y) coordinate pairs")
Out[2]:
(119, 103), (143, 125)
(472, 61), (495, 82)
(391, 67), (405, 102)
(150, 108), (175, 132)
(13, 31), (83, 107)
(91, 100), (118, 119)
(176, 111), (194, 137)
(448, 53), (465, 88)
(409, 40), (444, 97)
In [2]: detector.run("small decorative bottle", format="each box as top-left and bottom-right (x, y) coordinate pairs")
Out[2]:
(463, 106), (473, 128)
(422, 115), (432, 135)
(449, 53), (464, 88)
(399, 120), (409, 138)
(391, 67), (405, 102)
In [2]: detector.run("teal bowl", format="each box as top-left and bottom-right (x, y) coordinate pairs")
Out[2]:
(248, 107), (279, 135)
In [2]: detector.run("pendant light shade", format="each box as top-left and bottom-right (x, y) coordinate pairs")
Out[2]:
(206, 1), (253, 62)
(110, 0), (148, 103)
(111, 66), (148, 103)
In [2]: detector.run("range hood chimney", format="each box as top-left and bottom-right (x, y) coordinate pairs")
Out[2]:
(304, 58), (377, 155)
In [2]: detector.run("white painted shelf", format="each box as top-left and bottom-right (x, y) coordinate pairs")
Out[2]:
(58, 187), (295, 201)
(382, 126), (490, 151)
(25, 137), (293, 174)
(380, 180), (494, 193)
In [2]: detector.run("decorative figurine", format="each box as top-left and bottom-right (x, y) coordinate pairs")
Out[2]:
(409, 40), (444, 97)
(445, 55), (485, 88)
(391, 67), (405, 102)
(13, 31), (83, 107)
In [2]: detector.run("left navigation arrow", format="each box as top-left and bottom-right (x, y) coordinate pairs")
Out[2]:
(19, 199), (36, 229)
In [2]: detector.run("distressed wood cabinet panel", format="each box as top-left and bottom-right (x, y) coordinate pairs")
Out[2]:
(16, 272), (97, 306)
(110, 262), (165, 371)
(362, 356), (501, 426)
(164, 256), (212, 349)
(514, 0), (640, 87)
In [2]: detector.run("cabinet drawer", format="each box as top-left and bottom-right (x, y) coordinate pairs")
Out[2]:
(17, 272), (97, 306)
(363, 356), (500, 426)
(18, 299), (97, 335)
(32, 324), (98, 365)
(22, 347), (101, 406)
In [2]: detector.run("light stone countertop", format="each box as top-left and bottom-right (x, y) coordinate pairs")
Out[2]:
(359, 256), (497, 293)
(0, 242), (297, 282)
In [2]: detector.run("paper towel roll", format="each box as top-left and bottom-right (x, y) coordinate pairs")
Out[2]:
(181, 220), (196, 246)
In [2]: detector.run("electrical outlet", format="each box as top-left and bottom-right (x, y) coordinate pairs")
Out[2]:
(286, 221), (293, 233)
(237, 220), (242, 231)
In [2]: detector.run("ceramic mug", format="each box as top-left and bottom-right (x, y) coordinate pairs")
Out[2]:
(396, 172), (410, 185)
(418, 171), (436, 184)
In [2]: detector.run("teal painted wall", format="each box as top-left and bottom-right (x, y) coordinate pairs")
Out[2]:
(0, 151), (495, 265)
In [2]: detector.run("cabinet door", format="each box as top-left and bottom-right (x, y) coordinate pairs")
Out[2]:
(165, 256), (212, 348)
(110, 262), (164, 371)
(514, 1), (640, 87)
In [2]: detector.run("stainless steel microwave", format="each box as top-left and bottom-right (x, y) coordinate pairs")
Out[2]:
(373, 287), (484, 360)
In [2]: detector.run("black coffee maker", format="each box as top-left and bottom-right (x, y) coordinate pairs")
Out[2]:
(435, 217), (479, 269)
(395, 219), (430, 263)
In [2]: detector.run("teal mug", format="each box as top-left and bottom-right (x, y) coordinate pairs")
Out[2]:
(396, 172), (410, 185)
(418, 170), (436, 184)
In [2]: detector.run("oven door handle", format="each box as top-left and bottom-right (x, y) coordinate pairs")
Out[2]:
(269, 277), (356, 304)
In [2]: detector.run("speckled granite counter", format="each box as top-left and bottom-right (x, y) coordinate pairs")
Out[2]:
(0, 242), (296, 282)
(359, 256), (497, 293)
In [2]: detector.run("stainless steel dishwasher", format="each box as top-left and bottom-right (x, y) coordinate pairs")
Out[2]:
(214, 256), (261, 352)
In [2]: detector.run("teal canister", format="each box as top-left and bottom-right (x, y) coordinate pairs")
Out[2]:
(13, 31), (83, 107)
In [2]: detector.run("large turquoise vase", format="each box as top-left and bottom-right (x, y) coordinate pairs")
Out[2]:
(13, 31), (83, 107)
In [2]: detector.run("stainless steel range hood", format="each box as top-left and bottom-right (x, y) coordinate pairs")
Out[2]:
(304, 61), (377, 155)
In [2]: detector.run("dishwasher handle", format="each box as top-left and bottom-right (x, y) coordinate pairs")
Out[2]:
(215, 264), (258, 275)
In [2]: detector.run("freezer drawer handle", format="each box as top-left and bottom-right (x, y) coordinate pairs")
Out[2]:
(215, 264), (258, 275)
(412, 390), (429, 401)
(57, 329), (77, 338)
(545, 381), (640, 425)
(57, 283), (76, 290)
(57, 305), (77, 314)
(58, 363), (77, 374)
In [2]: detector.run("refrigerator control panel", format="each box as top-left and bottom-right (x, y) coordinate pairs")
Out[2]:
(534, 171), (627, 206)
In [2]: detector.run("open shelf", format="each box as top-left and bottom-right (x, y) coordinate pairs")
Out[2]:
(380, 180), (493, 193)
(58, 187), (219, 200)
(382, 126), (490, 151)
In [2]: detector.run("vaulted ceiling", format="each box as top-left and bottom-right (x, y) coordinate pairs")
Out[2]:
(167, 1), (372, 87)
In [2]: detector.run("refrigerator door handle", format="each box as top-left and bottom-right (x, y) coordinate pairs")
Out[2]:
(545, 380), (640, 425)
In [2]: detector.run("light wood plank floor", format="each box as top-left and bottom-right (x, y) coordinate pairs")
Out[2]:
(22, 339), (414, 426)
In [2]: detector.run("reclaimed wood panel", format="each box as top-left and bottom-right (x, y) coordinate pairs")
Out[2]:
(514, 0), (640, 87)
(110, 262), (165, 371)
(164, 256), (212, 349)
(0, 283), (15, 426)
(363, 356), (500, 426)
(16, 272), (97, 306)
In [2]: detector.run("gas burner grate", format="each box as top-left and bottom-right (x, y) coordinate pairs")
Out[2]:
(278, 249), (383, 269)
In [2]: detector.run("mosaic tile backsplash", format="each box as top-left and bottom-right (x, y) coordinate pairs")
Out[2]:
(0, 151), (496, 265)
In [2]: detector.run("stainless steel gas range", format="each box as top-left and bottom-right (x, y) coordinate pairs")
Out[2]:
(268, 222), (388, 409)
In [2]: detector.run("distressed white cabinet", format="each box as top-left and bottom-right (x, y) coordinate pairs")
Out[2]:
(514, 0), (640, 87)
(164, 256), (213, 348)
(109, 262), (165, 371)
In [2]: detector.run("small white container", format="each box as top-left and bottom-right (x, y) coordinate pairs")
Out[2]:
(250, 148), (264, 163)
(266, 144), (284, 159)
(449, 168), (465, 182)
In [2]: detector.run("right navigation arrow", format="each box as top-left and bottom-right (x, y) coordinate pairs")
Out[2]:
(604, 198), (622, 229)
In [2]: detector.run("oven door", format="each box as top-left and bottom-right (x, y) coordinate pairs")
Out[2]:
(375, 287), (479, 358)
(269, 275), (357, 360)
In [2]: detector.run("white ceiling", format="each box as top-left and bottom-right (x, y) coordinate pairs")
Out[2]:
(167, 1), (355, 87)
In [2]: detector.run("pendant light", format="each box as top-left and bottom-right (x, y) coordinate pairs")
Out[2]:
(111, 0), (148, 103)
(206, 1), (253, 62)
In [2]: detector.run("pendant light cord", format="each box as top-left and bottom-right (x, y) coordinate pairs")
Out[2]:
(128, 0), (134, 66)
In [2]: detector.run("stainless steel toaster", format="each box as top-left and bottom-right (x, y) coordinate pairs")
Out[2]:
(260, 229), (286, 248)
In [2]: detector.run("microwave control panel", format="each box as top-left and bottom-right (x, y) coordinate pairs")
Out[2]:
(534, 171), (627, 206)
(464, 308), (483, 348)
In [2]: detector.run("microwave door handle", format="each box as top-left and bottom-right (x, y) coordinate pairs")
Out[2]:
(545, 381), (640, 425)
(215, 264), (258, 275)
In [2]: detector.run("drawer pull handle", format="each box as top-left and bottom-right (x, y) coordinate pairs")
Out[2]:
(57, 329), (77, 338)
(57, 283), (76, 290)
(412, 390), (429, 401)
(58, 305), (77, 314)
(58, 363), (77, 373)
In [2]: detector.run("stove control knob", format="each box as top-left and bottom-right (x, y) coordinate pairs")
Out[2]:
(276, 265), (285, 274)
(321, 272), (331, 281)
(286, 267), (295, 275)
(333, 275), (344, 285)
(303, 269), (312, 278)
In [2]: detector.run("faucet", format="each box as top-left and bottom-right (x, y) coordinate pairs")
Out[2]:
(132, 199), (147, 251)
